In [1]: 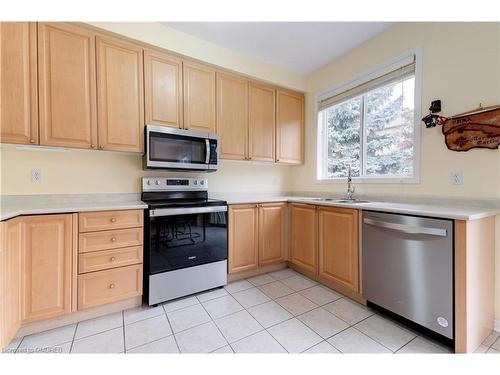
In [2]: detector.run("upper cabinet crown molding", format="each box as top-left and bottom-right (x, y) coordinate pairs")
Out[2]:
(249, 81), (276, 162)
(96, 35), (144, 153)
(144, 49), (183, 129)
(0, 22), (38, 145)
(276, 89), (304, 164)
(38, 22), (98, 149)
(183, 61), (216, 133)
(216, 72), (249, 161)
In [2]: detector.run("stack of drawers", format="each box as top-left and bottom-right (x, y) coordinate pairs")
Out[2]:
(77, 210), (144, 310)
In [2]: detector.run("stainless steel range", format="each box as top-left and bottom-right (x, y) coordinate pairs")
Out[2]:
(142, 177), (227, 305)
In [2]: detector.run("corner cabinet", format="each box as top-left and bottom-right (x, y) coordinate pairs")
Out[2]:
(228, 203), (287, 274)
(38, 23), (98, 150)
(96, 35), (144, 153)
(318, 207), (359, 293)
(0, 22), (38, 145)
(21, 214), (75, 323)
(290, 203), (318, 276)
(276, 90), (304, 164)
(216, 72), (248, 160)
(144, 49), (183, 129)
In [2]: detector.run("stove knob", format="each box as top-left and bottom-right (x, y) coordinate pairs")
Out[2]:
(194, 180), (198, 185)
(200, 180), (205, 185)
(155, 180), (160, 185)
(146, 180), (151, 185)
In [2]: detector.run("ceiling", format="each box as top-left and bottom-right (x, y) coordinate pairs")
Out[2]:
(162, 22), (393, 75)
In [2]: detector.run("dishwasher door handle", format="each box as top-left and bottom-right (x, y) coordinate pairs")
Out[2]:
(363, 218), (448, 237)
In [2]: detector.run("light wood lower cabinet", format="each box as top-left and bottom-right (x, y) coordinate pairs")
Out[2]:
(0, 219), (23, 349)
(290, 203), (318, 276)
(21, 214), (75, 324)
(228, 204), (259, 273)
(229, 203), (286, 274)
(318, 207), (359, 292)
(0, 22), (38, 145)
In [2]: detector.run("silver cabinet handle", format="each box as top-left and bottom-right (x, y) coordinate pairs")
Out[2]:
(363, 218), (447, 237)
(205, 139), (210, 164)
(151, 206), (227, 217)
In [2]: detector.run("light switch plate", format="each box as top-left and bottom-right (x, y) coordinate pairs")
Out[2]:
(31, 169), (41, 183)
(451, 170), (463, 185)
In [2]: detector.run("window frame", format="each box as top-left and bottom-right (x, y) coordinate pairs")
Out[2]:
(315, 48), (422, 184)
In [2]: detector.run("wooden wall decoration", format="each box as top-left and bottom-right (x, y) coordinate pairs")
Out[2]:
(437, 106), (500, 151)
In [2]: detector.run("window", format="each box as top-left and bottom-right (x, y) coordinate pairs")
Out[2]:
(317, 54), (419, 182)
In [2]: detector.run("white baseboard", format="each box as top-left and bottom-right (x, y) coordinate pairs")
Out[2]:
(494, 320), (500, 332)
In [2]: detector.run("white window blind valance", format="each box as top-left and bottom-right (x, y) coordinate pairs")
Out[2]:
(318, 56), (416, 111)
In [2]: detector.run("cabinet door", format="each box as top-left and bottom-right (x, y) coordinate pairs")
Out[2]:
(21, 214), (74, 323)
(217, 73), (248, 160)
(0, 219), (23, 350)
(183, 61), (216, 132)
(97, 35), (144, 153)
(228, 204), (258, 274)
(249, 82), (275, 162)
(276, 90), (304, 164)
(259, 203), (286, 266)
(38, 23), (98, 149)
(0, 22), (38, 145)
(318, 207), (359, 292)
(290, 204), (317, 275)
(144, 50), (183, 129)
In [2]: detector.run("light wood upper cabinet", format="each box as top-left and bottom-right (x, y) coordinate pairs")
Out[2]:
(217, 72), (248, 160)
(144, 50), (183, 129)
(21, 214), (74, 323)
(249, 82), (275, 162)
(318, 207), (359, 292)
(259, 203), (286, 266)
(183, 61), (216, 133)
(276, 90), (304, 164)
(0, 219), (23, 350)
(97, 35), (144, 153)
(0, 22), (38, 145)
(228, 204), (259, 274)
(290, 204), (317, 275)
(38, 23), (98, 149)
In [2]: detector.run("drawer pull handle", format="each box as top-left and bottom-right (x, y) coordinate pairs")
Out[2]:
(111, 237), (116, 242)
(109, 283), (115, 289)
(110, 218), (117, 223)
(110, 256), (116, 262)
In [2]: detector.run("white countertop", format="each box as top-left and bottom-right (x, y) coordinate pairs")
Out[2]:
(1, 193), (499, 221)
(0, 194), (148, 221)
(212, 193), (500, 221)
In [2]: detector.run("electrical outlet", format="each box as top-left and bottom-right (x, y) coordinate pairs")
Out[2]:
(451, 170), (463, 185)
(31, 169), (41, 183)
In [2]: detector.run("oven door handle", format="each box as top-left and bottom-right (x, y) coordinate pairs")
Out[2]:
(205, 139), (210, 164)
(150, 206), (227, 217)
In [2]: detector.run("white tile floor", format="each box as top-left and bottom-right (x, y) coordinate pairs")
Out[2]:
(5, 267), (496, 354)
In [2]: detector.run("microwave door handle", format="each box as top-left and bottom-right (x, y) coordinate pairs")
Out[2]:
(205, 139), (210, 164)
(363, 218), (447, 237)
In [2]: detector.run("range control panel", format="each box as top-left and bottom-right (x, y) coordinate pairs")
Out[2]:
(142, 177), (208, 192)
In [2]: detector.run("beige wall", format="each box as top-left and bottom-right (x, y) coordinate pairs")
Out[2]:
(292, 22), (500, 201)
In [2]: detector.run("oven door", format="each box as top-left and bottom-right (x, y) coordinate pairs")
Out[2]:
(145, 125), (217, 170)
(147, 206), (228, 274)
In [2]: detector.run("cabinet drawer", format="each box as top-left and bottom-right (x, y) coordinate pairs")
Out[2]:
(78, 246), (143, 274)
(78, 264), (142, 310)
(79, 228), (143, 253)
(79, 210), (143, 232)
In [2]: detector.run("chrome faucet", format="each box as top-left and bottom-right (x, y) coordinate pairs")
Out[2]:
(346, 165), (355, 200)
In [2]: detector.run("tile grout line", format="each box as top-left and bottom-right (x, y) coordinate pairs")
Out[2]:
(69, 322), (79, 353)
(162, 304), (181, 354)
(197, 294), (231, 352)
(122, 310), (126, 353)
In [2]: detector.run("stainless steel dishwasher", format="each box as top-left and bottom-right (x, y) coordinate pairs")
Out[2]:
(362, 211), (454, 341)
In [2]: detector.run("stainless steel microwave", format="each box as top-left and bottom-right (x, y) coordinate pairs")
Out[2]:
(144, 125), (218, 171)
